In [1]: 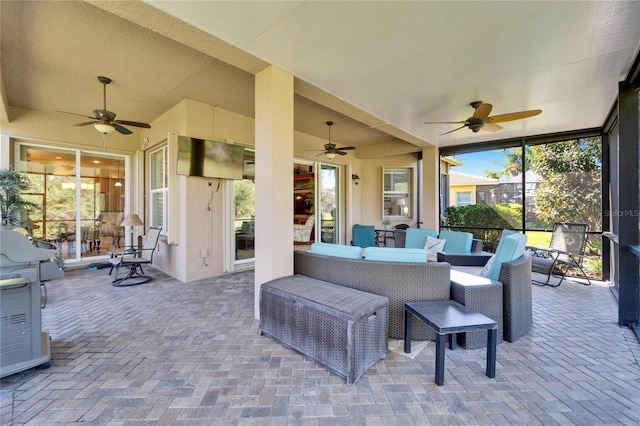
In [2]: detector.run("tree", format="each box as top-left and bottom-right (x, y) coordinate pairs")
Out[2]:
(485, 146), (535, 179)
(0, 167), (39, 228)
(234, 180), (255, 219)
(530, 137), (601, 230)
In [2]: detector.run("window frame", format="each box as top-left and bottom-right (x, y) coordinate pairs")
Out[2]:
(148, 144), (168, 235)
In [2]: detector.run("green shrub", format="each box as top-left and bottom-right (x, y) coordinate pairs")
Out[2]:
(445, 203), (522, 251)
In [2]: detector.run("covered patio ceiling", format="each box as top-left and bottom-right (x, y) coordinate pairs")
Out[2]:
(1, 1), (640, 155)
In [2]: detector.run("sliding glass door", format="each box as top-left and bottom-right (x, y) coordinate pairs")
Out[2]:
(318, 164), (339, 244)
(234, 149), (255, 262)
(17, 143), (126, 262)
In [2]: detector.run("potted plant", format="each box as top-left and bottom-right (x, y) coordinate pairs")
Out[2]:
(0, 167), (38, 229)
(382, 218), (391, 229)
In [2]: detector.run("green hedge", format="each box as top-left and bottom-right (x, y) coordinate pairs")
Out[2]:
(445, 203), (522, 252)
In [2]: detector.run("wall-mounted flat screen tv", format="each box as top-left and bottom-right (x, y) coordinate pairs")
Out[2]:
(176, 136), (245, 180)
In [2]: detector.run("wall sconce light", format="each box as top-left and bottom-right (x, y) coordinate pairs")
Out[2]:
(351, 173), (360, 186)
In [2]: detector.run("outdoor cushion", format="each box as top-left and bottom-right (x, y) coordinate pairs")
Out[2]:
(364, 247), (427, 263)
(438, 230), (473, 254)
(352, 224), (377, 248)
(404, 228), (438, 249)
(424, 235), (446, 261)
(311, 242), (362, 259)
(482, 232), (528, 281)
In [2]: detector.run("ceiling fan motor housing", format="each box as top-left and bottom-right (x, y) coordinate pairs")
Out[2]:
(467, 118), (484, 132)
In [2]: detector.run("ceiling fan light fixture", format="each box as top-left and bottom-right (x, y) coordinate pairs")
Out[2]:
(95, 123), (115, 134)
(325, 152), (336, 159)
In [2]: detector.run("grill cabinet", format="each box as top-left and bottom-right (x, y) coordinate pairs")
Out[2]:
(260, 275), (389, 385)
(1, 230), (57, 377)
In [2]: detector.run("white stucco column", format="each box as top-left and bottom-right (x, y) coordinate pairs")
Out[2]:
(0, 135), (10, 168)
(422, 146), (440, 230)
(254, 66), (294, 318)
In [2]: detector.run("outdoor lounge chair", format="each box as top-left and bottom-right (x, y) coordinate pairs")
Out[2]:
(527, 222), (592, 287)
(109, 227), (161, 286)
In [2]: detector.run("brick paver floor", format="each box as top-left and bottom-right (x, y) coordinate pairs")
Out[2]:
(1, 265), (639, 425)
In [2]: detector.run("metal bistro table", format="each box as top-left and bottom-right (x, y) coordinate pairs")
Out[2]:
(404, 300), (498, 386)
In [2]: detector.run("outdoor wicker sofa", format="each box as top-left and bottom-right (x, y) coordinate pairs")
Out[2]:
(293, 250), (451, 341)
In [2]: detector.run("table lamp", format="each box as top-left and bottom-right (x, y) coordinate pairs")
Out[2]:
(395, 198), (407, 216)
(120, 213), (143, 248)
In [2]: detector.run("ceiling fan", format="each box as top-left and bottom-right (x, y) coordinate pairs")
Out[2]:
(316, 121), (355, 159)
(58, 76), (151, 135)
(425, 101), (542, 135)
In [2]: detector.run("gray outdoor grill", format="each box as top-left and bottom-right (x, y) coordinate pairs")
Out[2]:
(1, 229), (64, 377)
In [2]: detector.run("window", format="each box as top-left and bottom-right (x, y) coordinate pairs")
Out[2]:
(149, 145), (168, 233)
(456, 191), (472, 206)
(383, 168), (411, 218)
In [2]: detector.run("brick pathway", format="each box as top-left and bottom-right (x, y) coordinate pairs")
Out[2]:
(1, 266), (639, 425)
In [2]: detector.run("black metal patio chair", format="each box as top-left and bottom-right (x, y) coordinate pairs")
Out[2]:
(527, 222), (592, 287)
(109, 227), (162, 286)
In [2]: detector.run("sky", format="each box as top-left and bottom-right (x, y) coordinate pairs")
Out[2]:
(447, 150), (507, 177)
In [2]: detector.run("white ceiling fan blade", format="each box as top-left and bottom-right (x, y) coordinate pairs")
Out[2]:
(481, 123), (503, 132)
(440, 125), (467, 135)
(488, 109), (542, 124)
(425, 120), (467, 124)
(472, 103), (493, 120)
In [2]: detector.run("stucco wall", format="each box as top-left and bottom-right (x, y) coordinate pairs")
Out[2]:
(2, 100), (436, 284)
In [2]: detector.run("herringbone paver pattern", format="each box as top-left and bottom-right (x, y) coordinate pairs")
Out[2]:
(1, 266), (639, 425)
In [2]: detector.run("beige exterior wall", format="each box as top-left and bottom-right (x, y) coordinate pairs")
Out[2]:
(1, 100), (438, 285)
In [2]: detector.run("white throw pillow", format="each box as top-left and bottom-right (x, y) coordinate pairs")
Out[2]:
(424, 236), (446, 261)
(480, 255), (496, 278)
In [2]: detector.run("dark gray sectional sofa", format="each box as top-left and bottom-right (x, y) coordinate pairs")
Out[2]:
(293, 250), (451, 341)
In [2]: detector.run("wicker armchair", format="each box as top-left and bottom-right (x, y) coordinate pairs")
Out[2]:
(293, 216), (315, 243)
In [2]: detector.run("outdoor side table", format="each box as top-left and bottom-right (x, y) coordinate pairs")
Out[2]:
(404, 300), (498, 386)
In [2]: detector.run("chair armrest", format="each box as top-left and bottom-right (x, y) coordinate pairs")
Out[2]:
(110, 247), (136, 258)
(471, 239), (483, 252)
(526, 245), (551, 257)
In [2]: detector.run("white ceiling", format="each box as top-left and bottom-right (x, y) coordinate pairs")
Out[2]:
(2, 1), (640, 153)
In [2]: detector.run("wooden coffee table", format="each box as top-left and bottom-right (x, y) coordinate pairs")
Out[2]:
(404, 300), (498, 386)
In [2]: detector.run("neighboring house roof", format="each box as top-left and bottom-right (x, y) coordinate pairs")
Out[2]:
(450, 171), (499, 186)
(441, 156), (464, 167)
(500, 170), (541, 184)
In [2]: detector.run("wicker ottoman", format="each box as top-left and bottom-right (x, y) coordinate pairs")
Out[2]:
(259, 274), (389, 385)
(450, 270), (504, 349)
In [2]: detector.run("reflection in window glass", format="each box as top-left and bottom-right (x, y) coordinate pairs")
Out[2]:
(319, 164), (339, 244)
(235, 149), (255, 262)
(149, 146), (167, 232)
(383, 168), (411, 218)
